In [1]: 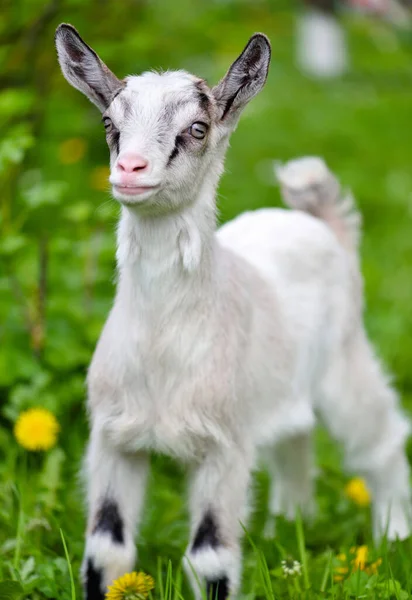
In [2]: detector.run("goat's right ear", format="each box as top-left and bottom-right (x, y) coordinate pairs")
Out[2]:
(55, 24), (123, 112)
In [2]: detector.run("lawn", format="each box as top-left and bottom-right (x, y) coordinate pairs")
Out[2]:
(1, 1), (412, 599)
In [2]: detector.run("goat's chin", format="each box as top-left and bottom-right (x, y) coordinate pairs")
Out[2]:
(113, 182), (200, 214)
(111, 186), (160, 206)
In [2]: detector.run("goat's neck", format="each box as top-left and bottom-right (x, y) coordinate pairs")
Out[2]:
(116, 183), (218, 309)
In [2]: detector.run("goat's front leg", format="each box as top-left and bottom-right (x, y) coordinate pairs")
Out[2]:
(81, 426), (149, 600)
(184, 444), (253, 600)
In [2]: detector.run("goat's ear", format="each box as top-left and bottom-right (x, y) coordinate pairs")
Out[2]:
(55, 24), (123, 112)
(212, 33), (271, 123)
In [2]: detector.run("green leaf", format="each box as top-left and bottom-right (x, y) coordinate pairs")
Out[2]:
(385, 579), (409, 599)
(0, 234), (27, 257)
(20, 556), (35, 582)
(0, 125), (34, 174)
(0, 89), (35, 120)
(343, 570), (369, 596)
(22, 180), (67, 209)
(0, 580), (24, 600)
(39, 448), (66, 511)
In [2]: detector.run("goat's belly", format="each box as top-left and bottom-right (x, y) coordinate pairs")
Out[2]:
(103, 403), (231, 462)
(152, 416), (227, 460)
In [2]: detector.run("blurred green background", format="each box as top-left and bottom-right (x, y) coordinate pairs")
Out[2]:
(2, 0), (412, 420)
(1, 1), (412, 597)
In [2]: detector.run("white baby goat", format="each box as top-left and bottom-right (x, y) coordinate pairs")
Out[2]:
(55, 24), (411, 600)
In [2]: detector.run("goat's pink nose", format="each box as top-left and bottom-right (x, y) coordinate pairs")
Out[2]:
(116, 153), (148, 173)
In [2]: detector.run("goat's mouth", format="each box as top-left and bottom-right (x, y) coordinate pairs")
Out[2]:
(112, 184), (161, 198)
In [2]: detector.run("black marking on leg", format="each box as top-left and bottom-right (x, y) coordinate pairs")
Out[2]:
(93, 499), (124, 544)
(85, 559), (105, 600)
(192, 511), (219, 551)
(207, 577), (229, 600)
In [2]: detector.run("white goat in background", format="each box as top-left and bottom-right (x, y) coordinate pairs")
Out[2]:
(55, 24), (411, 600)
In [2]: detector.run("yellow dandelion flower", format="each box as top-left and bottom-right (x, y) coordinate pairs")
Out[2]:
(351, 545), (368, 571)
(90, 166), (110, 191)
(333, 568), (349, 582)
(14, 408), (60, 452)
(59, 138), (87, 164)
(334, 546), (382, 582)
(333, 553), (349, 582)
(367, 557), (382, 575)
(345, 477), (371, 507)
(106, 571), (154, 600)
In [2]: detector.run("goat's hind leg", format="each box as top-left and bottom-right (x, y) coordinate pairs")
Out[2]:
(264, 431), (315, 538)
(82, 427), (149, 599)
(318, 330), (412, 541)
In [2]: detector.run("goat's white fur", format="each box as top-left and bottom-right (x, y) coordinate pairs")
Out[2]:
(85, 154), (411, 595)
(55, 26), (411, 599)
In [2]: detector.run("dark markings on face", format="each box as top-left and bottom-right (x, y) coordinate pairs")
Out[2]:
(192, 511), (219, 551)
(206, 577), (229, 600)
(167, 134), (186, 165)
(85, 559), (105, 600)
(160, 99), (193, 130)
(160, 80), (212, 132)
(112, 130), (120, 155)
(198, 91), (211, 112)
(92, 499), (124, 544)
(118, 94), (133, 120)
(104, 125), (120, 155)
(195, 80), (213, 118)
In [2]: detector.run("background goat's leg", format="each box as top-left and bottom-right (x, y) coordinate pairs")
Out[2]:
(184, 445), (253, 600)
(81, 428), (149, 600)
(263, 431), (315, 538)
(298, 0), (348, 78)
(318, 329), (412, 541)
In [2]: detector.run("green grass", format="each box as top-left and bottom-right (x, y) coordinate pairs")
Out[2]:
(2, 4), (412, 599)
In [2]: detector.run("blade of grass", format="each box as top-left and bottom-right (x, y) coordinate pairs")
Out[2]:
(13, 505), (24, 571)
(172, 564), (184, 600)
(242, 525), (275, 600)
(320, 549), (333, 593)
(157, 556), (165, 600)
(60, 528), (76, 600)
(295, 510), (309, 590)
(164, 559), (173, 600)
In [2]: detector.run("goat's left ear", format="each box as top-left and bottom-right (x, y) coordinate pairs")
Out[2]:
(55, 24), (123, 112)
(212, 34), (271, 123)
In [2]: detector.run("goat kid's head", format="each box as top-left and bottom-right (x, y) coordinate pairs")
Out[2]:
(55, 25), (271, 214)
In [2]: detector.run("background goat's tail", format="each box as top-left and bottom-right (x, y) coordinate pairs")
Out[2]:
(275, 157), (361, 252)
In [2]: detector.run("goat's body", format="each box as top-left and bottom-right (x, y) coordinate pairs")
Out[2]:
(90, 208), (352, 459)
(218, 208), (355, 445)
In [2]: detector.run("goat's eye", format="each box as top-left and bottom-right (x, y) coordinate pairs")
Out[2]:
(103, 117), (113, 133)
(188, 122), (208, 139)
